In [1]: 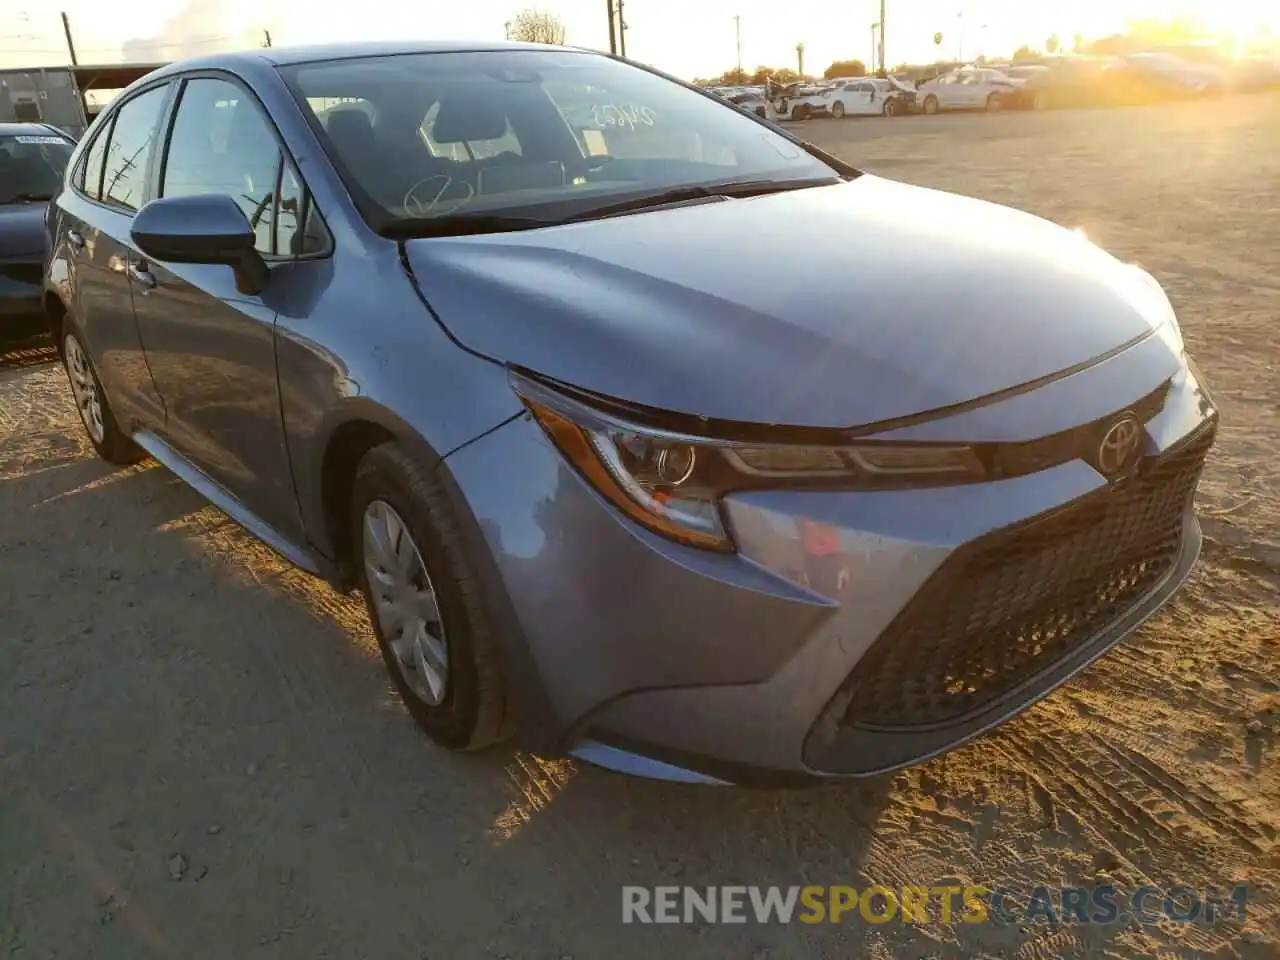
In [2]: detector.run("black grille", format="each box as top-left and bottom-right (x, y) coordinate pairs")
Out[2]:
(840, 424), (1215, 730)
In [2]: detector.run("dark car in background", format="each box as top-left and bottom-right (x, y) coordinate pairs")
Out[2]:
(1122, 52), (1227, 100)
(0, 122), (74, 332)
(1020, 56), (1118, 110)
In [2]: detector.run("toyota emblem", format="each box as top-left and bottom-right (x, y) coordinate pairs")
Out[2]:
(1097, 416), (1141, 476)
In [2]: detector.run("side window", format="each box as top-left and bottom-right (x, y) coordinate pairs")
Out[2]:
(162, 77), (280, 254)
(275, 163), (328, 257)
(77, 119), (111, 199)
(101, 85), (168, 212)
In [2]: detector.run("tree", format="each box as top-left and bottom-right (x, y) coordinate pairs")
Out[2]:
(1046, 33), (1060, 54)
(933, 32), (943, 48)
(1012, 44), (1040, 62)
(1082, 33), (1131, 56)
(823, 59), (867, 79)
(1073, 32), (1085, 52)
(507, 7), (566, 44)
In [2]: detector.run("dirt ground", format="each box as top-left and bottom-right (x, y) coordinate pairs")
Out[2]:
(2, 94), (1278, 960)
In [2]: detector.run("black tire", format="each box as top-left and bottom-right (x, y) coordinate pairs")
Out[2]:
(351, 441), (510, 751)
(794, 103), (809, 121)
(831, 100), (845, 119)
(1033, 89), (1050, 111)
(60, 323), (142, 465)
(883, 97), (897, 117)
(923, 95), (939, 115)
(985, 93), (1003, 112)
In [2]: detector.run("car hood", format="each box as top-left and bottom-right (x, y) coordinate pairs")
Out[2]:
(404, 176), (1171, 429)
(0, 202), (48, 259)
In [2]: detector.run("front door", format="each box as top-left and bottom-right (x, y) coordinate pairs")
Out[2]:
(130, 74), (303, 542)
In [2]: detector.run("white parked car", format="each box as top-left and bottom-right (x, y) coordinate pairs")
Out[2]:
(827, 77), (918, 116)
(768, 83), (842, 120)
(917, 67), (1022, 114)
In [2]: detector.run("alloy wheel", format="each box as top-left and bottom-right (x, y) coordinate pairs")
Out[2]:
(362, 499), (450, 706)
(64, 334), (105, 445)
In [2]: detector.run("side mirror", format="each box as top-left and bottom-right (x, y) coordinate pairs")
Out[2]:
(131, 194), (269, 295)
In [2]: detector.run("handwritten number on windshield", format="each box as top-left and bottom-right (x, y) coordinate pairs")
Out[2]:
(590, 104), (657, 130)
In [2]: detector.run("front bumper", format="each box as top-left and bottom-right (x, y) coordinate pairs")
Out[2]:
(443, 347), (1216, 783)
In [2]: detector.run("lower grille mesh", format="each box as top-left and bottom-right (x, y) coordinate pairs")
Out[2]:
(841, 426), (1214, 729)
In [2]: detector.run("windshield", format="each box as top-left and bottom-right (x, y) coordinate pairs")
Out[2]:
(281, 50), (838, 230)
(0, 133), (73, 203)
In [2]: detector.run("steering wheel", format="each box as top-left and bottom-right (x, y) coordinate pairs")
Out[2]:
(403, 173), (475, 218)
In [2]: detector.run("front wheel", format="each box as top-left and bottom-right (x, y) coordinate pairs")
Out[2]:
(1033, 89), (1050, 111)
(61, 327), (142, 465)
(352, 442), (510, 751)
(923, 95), (939, 115)
(883, 97), (898, 117)
(831, 101), (845, 119)
(793, 103), (810, 121)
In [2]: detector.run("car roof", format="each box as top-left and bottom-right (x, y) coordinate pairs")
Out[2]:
(144, 39), (595, 82)
(0, 121), (66, 137)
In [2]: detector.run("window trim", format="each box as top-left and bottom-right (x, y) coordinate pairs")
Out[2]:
(71, 112), (116, 204)
(81, 80), (175, 215)
(156, 69), (333, 262)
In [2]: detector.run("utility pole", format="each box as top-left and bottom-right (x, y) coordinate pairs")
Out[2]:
(734, 15), (742, 77)
(617, 0), (626, 58)
(878, 0), (886, 76)
(262, 28), (273, 48)
(796, 41), (804, 78)
(60, 12), (77, 65)
(606, 0), (617, 54)
(870, 23), (878, 73)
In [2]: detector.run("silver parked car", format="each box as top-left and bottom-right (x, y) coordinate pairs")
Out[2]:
(45, 41), (1216, 785)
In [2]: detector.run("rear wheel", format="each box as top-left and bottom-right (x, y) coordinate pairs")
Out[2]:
(61, 327), (142, 465)
(923, 95), (939, 115)
(793, 103), (810, 121)
(831, 100), (845, 119)
(883, 97), (898, 117)
(351, 442), (510, 751)
(985, 93), (1004, 112)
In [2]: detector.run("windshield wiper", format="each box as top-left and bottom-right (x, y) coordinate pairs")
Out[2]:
(378, 213), (556, 239)
(562, 176), (842, 223)
(377, 176), (842, 239)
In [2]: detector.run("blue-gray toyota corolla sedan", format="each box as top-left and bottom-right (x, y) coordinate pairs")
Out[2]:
(44, 41), (1217, 785)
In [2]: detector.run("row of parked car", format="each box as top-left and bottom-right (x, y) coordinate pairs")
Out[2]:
(709, 48), (1280, 121)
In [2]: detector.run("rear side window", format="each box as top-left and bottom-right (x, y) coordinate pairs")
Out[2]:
(102, 85), (169, 212)
(77, 121), (111, 199)
(161, 77), (281, 255)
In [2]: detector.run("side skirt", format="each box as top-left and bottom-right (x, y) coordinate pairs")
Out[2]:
(132, 429), (339, 584)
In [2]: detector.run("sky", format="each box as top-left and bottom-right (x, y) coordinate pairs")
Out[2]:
(1, 0), (1276, 80)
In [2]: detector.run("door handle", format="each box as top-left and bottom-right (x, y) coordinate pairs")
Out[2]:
(67, 230), (85, 253)
(129, 262), (157, 290)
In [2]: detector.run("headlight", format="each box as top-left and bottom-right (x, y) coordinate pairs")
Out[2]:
(517, 379), (983, 552)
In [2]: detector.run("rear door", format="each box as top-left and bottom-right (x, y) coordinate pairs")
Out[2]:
(52, 83), (171, 429)
(130, 73), (304, 542)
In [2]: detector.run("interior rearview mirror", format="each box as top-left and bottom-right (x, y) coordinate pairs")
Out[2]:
(131, 194), (269, 295)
